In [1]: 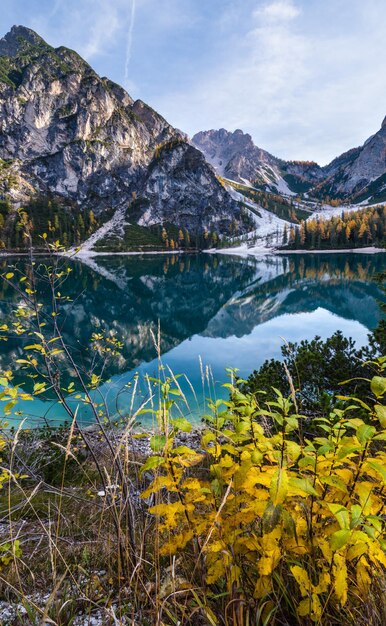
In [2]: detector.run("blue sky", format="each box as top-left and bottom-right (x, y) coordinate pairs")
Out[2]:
(1, 0), (386, 164)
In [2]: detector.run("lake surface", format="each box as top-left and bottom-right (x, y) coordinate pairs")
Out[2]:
(0, 252), (385, 427)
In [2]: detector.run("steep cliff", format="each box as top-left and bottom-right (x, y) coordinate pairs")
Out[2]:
(0, 26), (244, 249)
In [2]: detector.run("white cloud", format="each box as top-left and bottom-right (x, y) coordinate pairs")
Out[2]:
(155, 1), (309, 156)
(30, 0), (139, 60)
(153, 0), (386, 164)
(124, 0), (137, 86)
(254, 0), (300, 22)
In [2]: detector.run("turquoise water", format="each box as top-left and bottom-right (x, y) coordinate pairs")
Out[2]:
(0, 252), (385, 427)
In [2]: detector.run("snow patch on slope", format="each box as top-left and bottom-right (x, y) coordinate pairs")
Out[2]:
(73, 206), (127, 255)
(226, 185), (293, 251)
(274, 175), (296, 196)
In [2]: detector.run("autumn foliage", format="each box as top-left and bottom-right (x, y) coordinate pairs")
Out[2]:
(286, 204), (386, 249)
(143, 366), (386, 624)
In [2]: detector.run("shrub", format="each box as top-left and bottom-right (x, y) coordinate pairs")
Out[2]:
(142, 365), (386, 625)
(241, 331), (375, 413)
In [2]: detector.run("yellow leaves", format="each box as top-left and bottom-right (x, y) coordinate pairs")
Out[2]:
(181, 477), (202, 491)
(235, 465), (273, 495)
(314, 570), (331, 595)
(205, 551), (229, 585)
(141, 475), (177, 498)
(290, 565), (312, 597)
(149, 501), (188, 529)
(354, 481), (380, 516)
(160, 530), (193, 555)
(297, 595), (323, 622)
(347, 541), (368, 561)
(141, 368), (386, 619)
(356, 556), (371, 596)
(90, 373), (100, 388)
(270, 468), (288, 505)
(334, 467), (353, 484)
(257, 549), (281, 576)
(291, 566), (330, 620)
(368, 541), (386, 568)
(332, 553), (348, 606)
(257, 528), (281, 576)
(254, 575), (272, 599)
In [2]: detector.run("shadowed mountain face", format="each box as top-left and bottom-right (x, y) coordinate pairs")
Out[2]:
(0, 253), (384, 389)
(0, 26), (242, 236)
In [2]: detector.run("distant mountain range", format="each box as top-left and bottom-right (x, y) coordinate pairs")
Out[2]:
(192, 124), (386, 204)
(1, 25), (386, 252)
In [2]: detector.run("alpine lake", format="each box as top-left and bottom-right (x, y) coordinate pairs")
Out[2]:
(1, 251), (385, 428)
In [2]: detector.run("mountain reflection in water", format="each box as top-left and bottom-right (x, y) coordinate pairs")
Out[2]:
(0, 252), (385, 426)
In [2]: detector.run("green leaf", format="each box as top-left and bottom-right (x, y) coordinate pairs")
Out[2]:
(371, 376), (386, 399)
(172, 417), (192, 433)
(285, 416), (298, 431)
(262, 502), (282, 533)
(350, 504), (362, 528)
(327, 503), (350, 530)
(330, 529), (351, 551)
(336, 444), (361, 460)
(270, 468), (288, 505)
(374, 404), (386, 428)
(298, 456), (316, 469)
(150, 435), (167, 452)
(367, 461), (386, 485)
(320, 475), (348, 493)
(140, 456), (165, 473)
(288, 477), (318, 496)
(356, 424), (376, 445)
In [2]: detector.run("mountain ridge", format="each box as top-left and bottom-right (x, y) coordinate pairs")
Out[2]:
(192, 120), (386, 204)
(0, 25), (247, 250)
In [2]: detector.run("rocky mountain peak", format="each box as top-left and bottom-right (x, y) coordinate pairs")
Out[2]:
(192, 128), (282, 183)
(0, 26), (245, 247)
(0, 25), (49, 57)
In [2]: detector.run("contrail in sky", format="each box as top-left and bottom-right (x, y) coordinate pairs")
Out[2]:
(124, 0), (137, 86)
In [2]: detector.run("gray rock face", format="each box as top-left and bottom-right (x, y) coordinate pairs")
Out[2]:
(0, 26), (242, 236)
(320, 122), (386, 199)
(192, 128), (278, 180)
(140, 142), (240, 232)
(192, 128), (324, 194)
